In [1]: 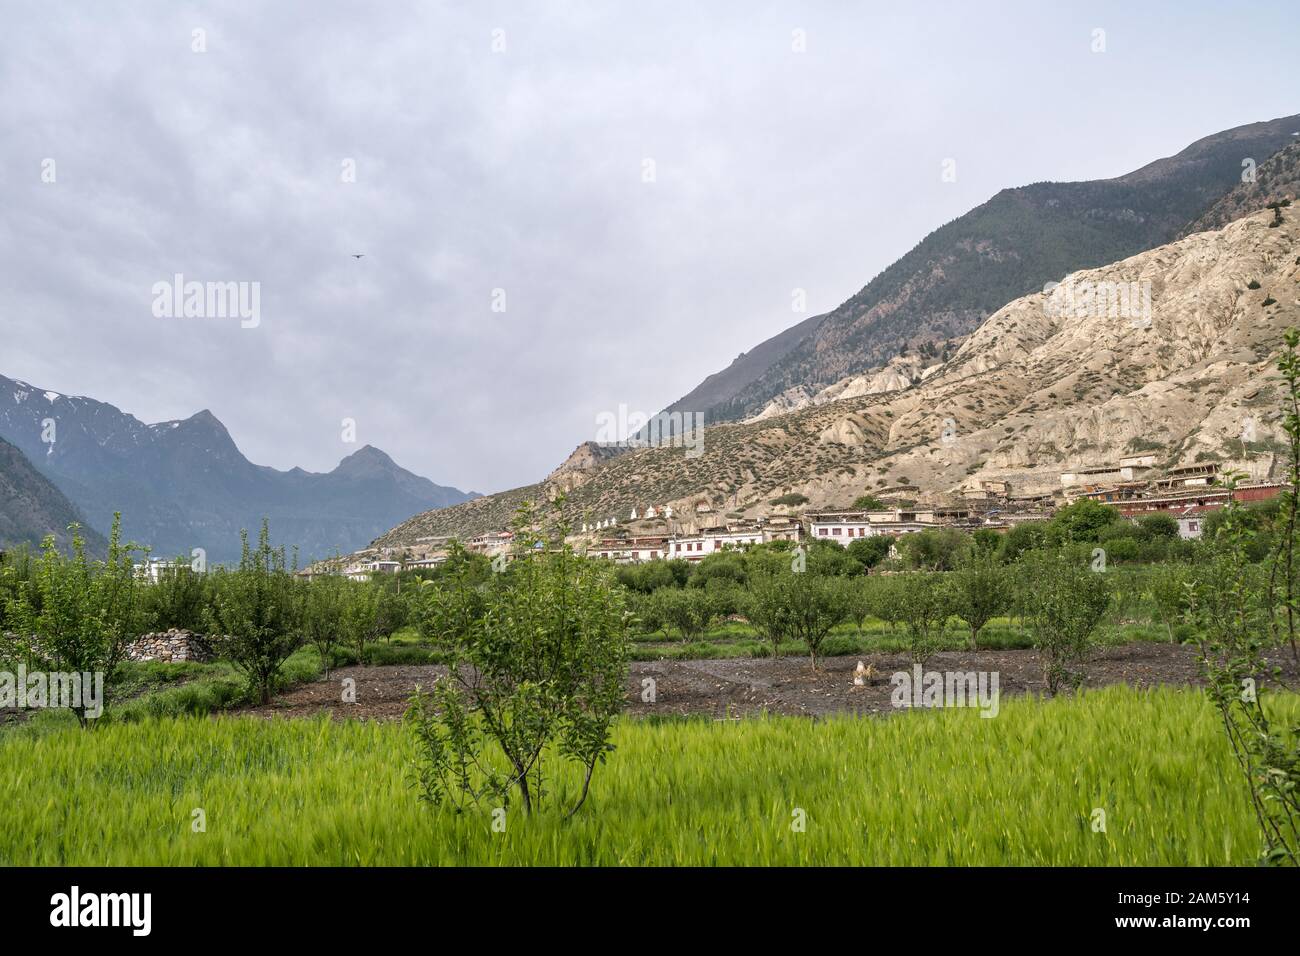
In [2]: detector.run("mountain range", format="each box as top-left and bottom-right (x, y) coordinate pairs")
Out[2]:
(0, 376), (476, 563)
(371, 114), (1300, 550)
(0, 436), (107, 555)
(375, 201), (1298, 549)
(656, 114), (1300, 426)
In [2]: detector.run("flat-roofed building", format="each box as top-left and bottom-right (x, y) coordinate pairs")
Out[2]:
(667, 527), (763, 561)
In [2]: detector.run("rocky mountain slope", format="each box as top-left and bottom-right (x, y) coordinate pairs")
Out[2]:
(746, 347), (950, 421)
(375, 205), (1298, 547)
(1181, 139), (1300, 236)
(658, 114), (1300, 427)
(0, 378), (476, 563)
(0, 436), (106, 555)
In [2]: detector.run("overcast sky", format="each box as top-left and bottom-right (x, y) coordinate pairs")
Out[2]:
(2, 1), (1297, 494)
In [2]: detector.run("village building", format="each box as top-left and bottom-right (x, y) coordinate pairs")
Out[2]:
(1117, 488), (1231, 517)
(1006, 491), (1056, 509)
(466, 530), (513, 556)
(806, 509), (942, 542)
(1076, 482), (1148, 504)
(1233, 481), (1287, 504)
(133, 557), (186, 584)
(1173, 505), (1213, 540)
(1154, 463), (1218, 490)
(759, 514), (803, 543)
(591, 536), (668, 563)
(667, 527), (764, 561)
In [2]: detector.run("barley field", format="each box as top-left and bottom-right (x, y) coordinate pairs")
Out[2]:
(1, 686), (1289, 866)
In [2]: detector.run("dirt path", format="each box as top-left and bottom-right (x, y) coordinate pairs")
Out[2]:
(240, 641), (1300, 721)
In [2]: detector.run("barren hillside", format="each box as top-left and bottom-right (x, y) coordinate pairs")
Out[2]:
(375, 205), (1298, 548)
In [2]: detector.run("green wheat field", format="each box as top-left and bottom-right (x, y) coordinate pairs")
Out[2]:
(2, 686), (1291, 866)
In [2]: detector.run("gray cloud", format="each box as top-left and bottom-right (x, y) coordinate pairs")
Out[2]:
(2, 0), (1297, 493)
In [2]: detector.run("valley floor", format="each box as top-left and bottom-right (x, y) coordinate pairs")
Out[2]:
(239, 641), (1300, 721)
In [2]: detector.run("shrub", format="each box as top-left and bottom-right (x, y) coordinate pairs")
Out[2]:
(407, 503), (630, 817)
(847, 535), (892, 571)
(895, 572), (951, 667)
(1017, 553), (1110, 695)
(896, 528), (970, 572)
(1046, 499), (1122, 545)
(301, 575), (347, 678)
(204, 521), (303, 705)
(947, 555), (1011, 650)
(654, 587), (719, 641)
(769, 493), (809, 507)
(782, 574), (853, 669)
(140, 557), (211, 632)
(2, 515), (144, 725)
(1135, 513), (1179, 541)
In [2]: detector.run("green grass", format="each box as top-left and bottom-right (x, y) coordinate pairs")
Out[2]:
(1, 686), (1289, 865)
(631, 614), (1179, 660)
(10, 647), (334, 731)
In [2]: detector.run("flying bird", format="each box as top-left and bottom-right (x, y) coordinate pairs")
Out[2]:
(351, 253), (365, 259)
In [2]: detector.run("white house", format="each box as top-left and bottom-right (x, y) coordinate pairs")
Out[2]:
(1175, 505), (1213, 540)
(666, 528), (764, 561)
(806, 509), (940, 543)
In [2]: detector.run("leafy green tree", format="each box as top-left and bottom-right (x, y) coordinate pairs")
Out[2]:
(1202, 499), (1278, 562)
(656, 586), (719, 641)
(1135, 513), (1179, 541)
(1148, 562), (1189, 643)
(864, 574), (905, 634)
(1183, 331), (1300, 865)
(971, 528), (1002, 554)
(998, 521), (1046, 562)
(140, 556), (210, 632)
(741, 570), (794, 659)
(302, 575), (346, 676)
(846, 535), (892, 572)
(895, 572), (951, 666)
(687, 552), (747, 589)
(1045, 499), (1121, 545)
(1101, 536), (1139, 562)
(897, 528), (970, 572)
(947, 555), (1010, 650)
(341, 582), (379, 664)
(614, 560), (678, 593)
(846, 578), (876, 634)
(374, 585), (410, 642)
(851, 494), (886, 510)
(407, 501), (630, 817)
(3, 516), (143, 725)
(204, 521), (303, 704)
(807, 538), (864, 576)
(0, 545), (38, 633)
(784, 574), (852, 669)
(628, 589), (666, 637)
(1018, 553), (1109, 695)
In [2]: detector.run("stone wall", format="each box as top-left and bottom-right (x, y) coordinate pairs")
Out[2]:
(124, 629), (214, 664)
